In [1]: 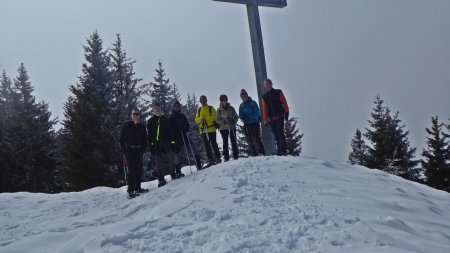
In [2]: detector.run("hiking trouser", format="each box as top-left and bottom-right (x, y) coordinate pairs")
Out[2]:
(244, 123), (265, 156)
(124, 149), (144, 193)
(201, 132), (221, 162)
(220, 129), (239, 160)
(269, 118), (287, 155)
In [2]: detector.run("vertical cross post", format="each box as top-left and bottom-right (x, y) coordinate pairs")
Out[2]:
(213, 0), (287, 155)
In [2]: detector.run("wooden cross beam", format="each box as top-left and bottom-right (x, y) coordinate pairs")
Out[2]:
(213, 0), (287, 8)
(213, 0), (287, 155)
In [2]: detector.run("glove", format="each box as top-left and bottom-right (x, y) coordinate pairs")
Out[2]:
(284, 112), (289, 121)
(170, 141), (177, 152)
(201, 117), (206, 124)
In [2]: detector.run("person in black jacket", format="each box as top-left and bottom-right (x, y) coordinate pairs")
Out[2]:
(147, 103), (177, 187)
(168, 100), (190, 177)
(120, 108), (148, 198)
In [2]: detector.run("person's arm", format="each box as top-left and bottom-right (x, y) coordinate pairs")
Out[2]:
(206, 107), (217, 127)
(261, 99), (268, 124)
(195, 108), (203, 125)
(142, 123), (148, 152)
(279, 91), (289, 120)
(119, 123), (127, 152)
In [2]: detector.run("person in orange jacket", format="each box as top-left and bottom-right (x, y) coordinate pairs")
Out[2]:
(262, 79), (289, 156)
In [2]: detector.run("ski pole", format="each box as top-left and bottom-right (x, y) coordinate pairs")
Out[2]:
(181, 131), (193, 174)
(203, 124), (209, 141)
(186, 132), (200, 169)
(123, 165), (128, 187)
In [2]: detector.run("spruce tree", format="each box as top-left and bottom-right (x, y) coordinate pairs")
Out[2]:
(384, 111), (419, 179)
(422, 116), (450, 191)
(61, 31), (118, 191)
(6, 64), (58, 192)
(364, 95), (390, 169)
(110, 34), (143, 122)
(363, 95), (418, 179)
(147, 60), (173, 115)
(0, 70), (14, 192)
(236, 122), (251, 157)
(183, 93), (206, 164)
(285, 117), (303, 156)
(348, 128), (368, 165)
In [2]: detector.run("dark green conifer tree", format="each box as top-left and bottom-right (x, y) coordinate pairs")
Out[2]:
(421, 116), (450, 191)
(61, 31), (118, 190)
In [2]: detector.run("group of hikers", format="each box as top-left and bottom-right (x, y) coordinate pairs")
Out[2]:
(120, 78), (290, 198)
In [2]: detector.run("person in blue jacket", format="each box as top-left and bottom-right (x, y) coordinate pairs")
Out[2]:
(238, 89), (265, 156)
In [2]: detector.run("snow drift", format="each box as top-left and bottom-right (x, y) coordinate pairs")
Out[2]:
(1, 156), (449, 253)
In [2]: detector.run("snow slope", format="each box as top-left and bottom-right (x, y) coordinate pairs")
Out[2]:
(1, 157), (449, 253)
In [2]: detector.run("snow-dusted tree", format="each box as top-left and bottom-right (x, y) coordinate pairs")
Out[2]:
(363, 95), (418, 180)
(182, 92), (206, 165)
(110, 34), (144, 123)
(61, 31), (118, 191)
(421, 116), (450, 191)
(348, 128), (368, 165)
(0, 70), (14, 192)
(4, 64), (58, 192)
(146, 60), (173, 115)
(236, 122), (251, 157)
(285, 117), (303, 156)
(170, 82), (182, 108)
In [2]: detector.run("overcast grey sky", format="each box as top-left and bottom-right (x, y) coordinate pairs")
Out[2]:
(1, 0), (449, 162)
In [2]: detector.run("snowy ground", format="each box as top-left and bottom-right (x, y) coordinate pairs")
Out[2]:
(1, 156), (449, 253)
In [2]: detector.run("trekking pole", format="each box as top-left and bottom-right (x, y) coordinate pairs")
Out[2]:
(203, 124), (210, 141)
(186, 132), (200, 169)
(181, 131), (193, 174)
(123, 165), (128, 187)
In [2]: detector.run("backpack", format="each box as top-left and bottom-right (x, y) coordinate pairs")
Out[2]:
(197, 106), (220, 129)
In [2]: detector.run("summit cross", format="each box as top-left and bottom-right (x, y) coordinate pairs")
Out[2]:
(213, 0), (287, 155)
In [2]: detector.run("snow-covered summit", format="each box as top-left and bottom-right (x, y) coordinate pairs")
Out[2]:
(1, 157), (449, 253)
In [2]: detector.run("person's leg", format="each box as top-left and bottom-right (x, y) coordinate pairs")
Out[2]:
(250, 123), (261, 156)
(230, 128), (239, 159)
(136, 151), (144, 191)
(202, 133), (214, 162)
(154, 152), (166, 184)
(125, 152), (137, 194)
(209, 132), (221, 163)
(244, 124), (257, 156)
(277, 119), (287, 155)
(220, 130), (230, 161)
(163, 143), (177, 179)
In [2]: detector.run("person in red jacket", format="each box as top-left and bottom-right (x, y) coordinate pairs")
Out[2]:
(262, 79), (289, 156)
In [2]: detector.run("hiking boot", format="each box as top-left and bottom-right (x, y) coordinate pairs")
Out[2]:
(171, 173), (181, 180)
(138, 188), (149, 193)
(158, 179), (167, 187)
(128, 191), (139, 199)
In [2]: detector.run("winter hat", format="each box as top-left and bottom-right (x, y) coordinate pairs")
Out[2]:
(173, 100), (181, 108)
(200, 95), (207, 102)
(219, 94), (228, 101)
(240, 89), (248, 96)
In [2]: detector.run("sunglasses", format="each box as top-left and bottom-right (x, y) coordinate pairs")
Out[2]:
(221, 99), (228, 102)
(132, 113), (140, 116)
